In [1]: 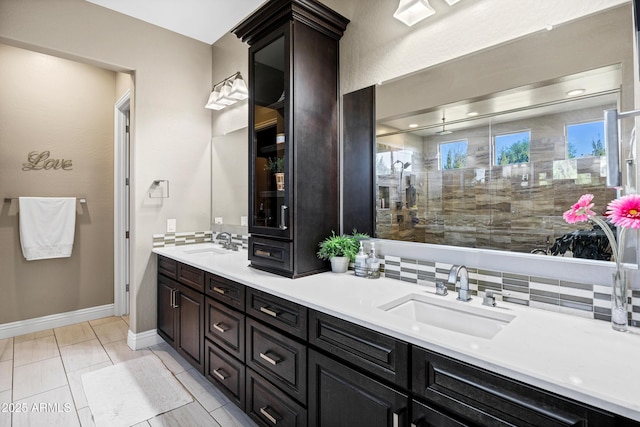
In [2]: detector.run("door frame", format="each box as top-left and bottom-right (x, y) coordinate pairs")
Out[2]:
(114, 90), (131, 315)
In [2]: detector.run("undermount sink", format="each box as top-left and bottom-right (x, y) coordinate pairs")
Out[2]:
(180, 245), (229, 255)
(379, 293), (515, 339)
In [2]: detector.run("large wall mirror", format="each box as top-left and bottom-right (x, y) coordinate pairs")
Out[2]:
(373, 4), (637, 264)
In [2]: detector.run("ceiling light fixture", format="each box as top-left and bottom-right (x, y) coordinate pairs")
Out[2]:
(409, 123), (419, 128)
(566, 89), (585, 97)
(467, 111), (478, 117)
(393, 0), (435, 26)
(436, 111), (453, 135)
(443, 0), (461, 5)
(205, 72), (248, 110)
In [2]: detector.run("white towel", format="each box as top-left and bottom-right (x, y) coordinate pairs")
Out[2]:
(19, 197), (77, 261)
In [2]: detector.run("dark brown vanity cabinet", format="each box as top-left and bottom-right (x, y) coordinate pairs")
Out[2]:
(233, 0), (349, 278)
(411, 347), (616, 427)
(156, 256), (205, 373)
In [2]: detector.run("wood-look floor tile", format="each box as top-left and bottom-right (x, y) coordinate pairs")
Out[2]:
(211, 403), (259, 427)
(59, 339), (110, 373)
(102, 339), (153, 365)
(0, 338), (12, 362)
(54, 322), (96, 347)
(149, 342), (191, 375)
(0, 390), (10, 427)
(13, 357), (68, 401)
(88, 316), (121, 327)
(148, 402), (218, 427)
(0, 360), (11, 393)
(12, 386), (79, 427)
(13, 336), (59, 367)
(14, 329), (54, 344)
(65, 361), (112, 410)
(92, 319), (128, 345)
(176, 369), (229, 412)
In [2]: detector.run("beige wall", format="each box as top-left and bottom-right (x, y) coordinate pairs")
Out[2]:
(0, 44), (115, 322)
(0, 0), (212, 333)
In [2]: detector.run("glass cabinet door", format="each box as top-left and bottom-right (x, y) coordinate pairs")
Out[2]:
(251, 33), (288, 236)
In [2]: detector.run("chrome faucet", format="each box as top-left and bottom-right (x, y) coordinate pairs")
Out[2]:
(448, 265), (471, 302)
(216, 232), (237, 250)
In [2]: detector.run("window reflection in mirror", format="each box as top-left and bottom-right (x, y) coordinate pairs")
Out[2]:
(375, 67), (622, 260)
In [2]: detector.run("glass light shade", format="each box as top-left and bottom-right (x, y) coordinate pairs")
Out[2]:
(393, 0), (435, 26)
(205, 89), (224, 110)
(216, 82), (237, 106)
(228, 76), (249, 100)
(443, 0), (460, 5)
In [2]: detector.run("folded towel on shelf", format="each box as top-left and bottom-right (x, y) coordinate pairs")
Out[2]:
(19, 197), (77, 261)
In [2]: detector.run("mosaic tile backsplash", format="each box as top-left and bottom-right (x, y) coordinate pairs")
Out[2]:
(382, 255), (640, 328)
(152, 231), (248, 249)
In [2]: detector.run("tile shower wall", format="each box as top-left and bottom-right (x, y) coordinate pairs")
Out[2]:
(152, 231), (248, 249)
(382, 255), (640, 328)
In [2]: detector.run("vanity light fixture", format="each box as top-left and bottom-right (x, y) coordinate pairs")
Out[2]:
(393, 0), (435, 26)
(566, 89), (586, 97)
(205, 71), (249, 110)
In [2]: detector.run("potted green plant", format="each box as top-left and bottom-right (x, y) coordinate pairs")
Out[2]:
(316, 230), (367, 273)
(264, 157), (285, 190)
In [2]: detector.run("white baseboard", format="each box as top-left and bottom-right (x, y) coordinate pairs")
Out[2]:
(127, 328), (163, 351)
(0, 304), (115, 340)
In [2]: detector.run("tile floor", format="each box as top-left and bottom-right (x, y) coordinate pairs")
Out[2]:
(0, 316), (258, 427)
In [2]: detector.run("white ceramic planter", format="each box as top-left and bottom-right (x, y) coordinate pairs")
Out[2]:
(330, 256), (349, 273)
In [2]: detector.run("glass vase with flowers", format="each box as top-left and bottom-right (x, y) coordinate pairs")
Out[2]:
(563, 194), (640, 331)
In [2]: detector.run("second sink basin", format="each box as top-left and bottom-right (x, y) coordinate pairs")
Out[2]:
(379, 293), (515, 339)
(181, 245), (229, 255)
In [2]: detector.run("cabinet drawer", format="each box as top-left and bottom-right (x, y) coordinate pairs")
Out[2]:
(411, 399), (468, 427)
(247, 288), (307, 339)
(249, 236), (292, 275)
(412, 347), (616, 427)
(205, 297), (245, 361)
(246, 368), (307, 427)
(177, 262), (205, 292)
(309, 310), (408, 389)
(205, 340), (245, 410)
(205, 273), (245, 310)
(158, 256), (177, 280)
(246, 318), (307, 404)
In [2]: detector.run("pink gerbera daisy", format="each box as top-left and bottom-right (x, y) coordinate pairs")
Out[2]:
(563, 194), (596, 224)
(606, 194), (640, 230)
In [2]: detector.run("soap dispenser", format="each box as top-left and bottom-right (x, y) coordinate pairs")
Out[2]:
(365, 242), (380, 279)
(354, 241), (367, 277)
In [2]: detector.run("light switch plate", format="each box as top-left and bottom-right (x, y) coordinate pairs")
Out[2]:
(167, 218), (176, 233)
(240, 216), (248, 226)
(214, 217), (223, 225)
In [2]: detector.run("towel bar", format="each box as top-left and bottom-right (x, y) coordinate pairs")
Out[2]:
(4, 197), (87, 204)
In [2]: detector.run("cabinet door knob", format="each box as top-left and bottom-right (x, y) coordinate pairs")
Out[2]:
(212, 322), (228, 333)
(259, 351), (281, 366)
(259, 306), (279, 318)
(212, 368), (228, 381)
(212, 286), (226, 295)
(259, 406), (281, 425)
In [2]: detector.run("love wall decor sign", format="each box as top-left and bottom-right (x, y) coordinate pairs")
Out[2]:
(22, 151), (73, 171)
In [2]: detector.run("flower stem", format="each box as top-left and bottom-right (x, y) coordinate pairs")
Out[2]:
(589, 216), (619, 265)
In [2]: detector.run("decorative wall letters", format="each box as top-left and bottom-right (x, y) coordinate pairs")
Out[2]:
(22, 151), (73, 171)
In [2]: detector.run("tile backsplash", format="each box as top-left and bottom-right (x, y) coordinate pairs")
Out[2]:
(152, 231), (248, 249)
(382, 255), (639, 328)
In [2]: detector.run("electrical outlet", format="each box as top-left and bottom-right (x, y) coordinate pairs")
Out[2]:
(214, 217), (223, 225)
(167, 218), (176, 233)
(240, 216), (248, 226)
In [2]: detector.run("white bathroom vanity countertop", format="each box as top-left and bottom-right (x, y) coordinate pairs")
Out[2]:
(153, 243), (640, 421)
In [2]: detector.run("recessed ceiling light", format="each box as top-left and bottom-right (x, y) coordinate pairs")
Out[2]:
(467, 111), (478, 117)
(566, 89), (585, 97)
(409, 123), (418, 128)
(545, 24), (553, 31)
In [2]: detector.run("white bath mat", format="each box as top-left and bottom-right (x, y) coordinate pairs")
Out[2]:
(81, 354), (193, 427)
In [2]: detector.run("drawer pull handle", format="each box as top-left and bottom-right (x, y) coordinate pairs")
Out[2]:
(259, 406), (280, 425)
(259, 306), (279, 317)
(213, 322), (228, 333)
(212, 368), (228, 381)
(259, 352), (281, 366)
(393, 409), (404, 427)
(212, 286), (226, 295)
